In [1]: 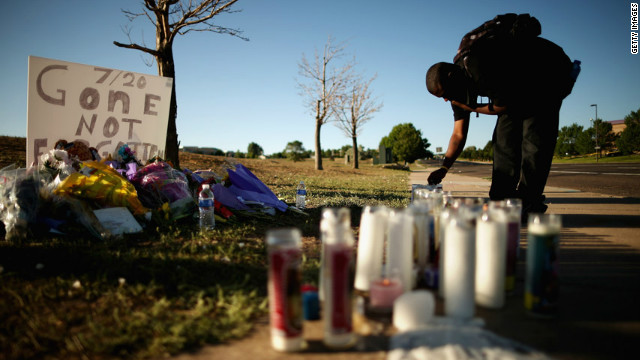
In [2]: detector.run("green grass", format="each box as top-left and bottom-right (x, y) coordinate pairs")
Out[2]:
(552, 154), (640, 164)
(0, 156), (410, 359)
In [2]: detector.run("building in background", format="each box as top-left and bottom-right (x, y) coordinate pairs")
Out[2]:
(608, 120), (626, 135)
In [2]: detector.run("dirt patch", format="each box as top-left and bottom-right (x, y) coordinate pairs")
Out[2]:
(0, 136), (27, 169)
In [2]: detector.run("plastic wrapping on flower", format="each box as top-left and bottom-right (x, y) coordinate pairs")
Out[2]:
(115, 144), (140, 165)
(212, 183), (250, 211)
(227, 164), (288, 212)
(0, 165), (50, 241)
(129, 161), (195, 219)
(53, 161), (148, 216)
(39, 149), (76, 181)
(38, 193), (111, 240)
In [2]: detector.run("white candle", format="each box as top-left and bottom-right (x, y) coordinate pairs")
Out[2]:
(475, 212), (507, 309)
(409, 203), (431, 269)
(393, 290), (436, 332)
(354, 206), (388, 291)
(437, 208), (454, 298)
(489, 199), (522, 293)
(386, 209), (414, 292)
(443, 216), (475, 319)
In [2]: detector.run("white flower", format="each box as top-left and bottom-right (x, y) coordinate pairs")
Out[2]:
(118, 278), (126, 286)
(72, 280), (82, 289)
(52, 149), (69, 162)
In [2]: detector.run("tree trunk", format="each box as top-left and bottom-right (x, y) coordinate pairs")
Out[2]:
(314, 99), (323, 170)
(352, 136), (359, 169)
(164, 82), (180, 169)
(315, 118), (323, 170)
(156, 27), (180, 169)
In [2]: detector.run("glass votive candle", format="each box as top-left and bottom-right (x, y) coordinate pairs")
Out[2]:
(369, 276), (403, 311)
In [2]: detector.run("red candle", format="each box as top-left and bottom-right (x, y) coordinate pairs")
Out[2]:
(369, 278), (403, 309)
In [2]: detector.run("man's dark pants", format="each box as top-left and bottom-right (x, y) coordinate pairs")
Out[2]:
(489, 101), (562, 213)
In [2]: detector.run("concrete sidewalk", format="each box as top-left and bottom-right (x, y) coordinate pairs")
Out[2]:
(173, 167), (640, 360)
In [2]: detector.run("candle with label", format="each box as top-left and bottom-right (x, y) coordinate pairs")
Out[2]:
(321, 208), (356, 349)
(267, 229), (305, 352)
(525, 214), (561, 317)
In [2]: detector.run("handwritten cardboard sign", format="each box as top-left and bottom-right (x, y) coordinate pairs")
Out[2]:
(27, 56), (173, 166)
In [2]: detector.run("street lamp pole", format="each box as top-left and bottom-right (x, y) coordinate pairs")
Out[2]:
(591, 104), (598, 162)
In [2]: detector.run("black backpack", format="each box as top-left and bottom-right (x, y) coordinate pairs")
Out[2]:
(453, 13), (578, 103)
(453, 13), (541, 64)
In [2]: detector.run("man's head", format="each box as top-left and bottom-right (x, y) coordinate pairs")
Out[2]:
(426, 62), (469, 103)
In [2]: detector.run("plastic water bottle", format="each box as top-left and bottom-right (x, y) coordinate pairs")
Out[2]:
(296, 181), (306, 209)
(570, 60), (581, 81)
(198, 184), (215, 230)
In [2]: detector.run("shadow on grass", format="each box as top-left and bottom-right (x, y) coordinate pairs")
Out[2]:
(0, 240), (268, 297)
(0, 232), (271, 359)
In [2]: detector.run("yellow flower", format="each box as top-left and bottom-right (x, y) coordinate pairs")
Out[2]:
(161, 202), (171, 220)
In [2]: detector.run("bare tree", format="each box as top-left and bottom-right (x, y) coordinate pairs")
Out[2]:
(297, 36), (354, 170)
(114, 0), (247, 169)
(335, 74), (383, 169)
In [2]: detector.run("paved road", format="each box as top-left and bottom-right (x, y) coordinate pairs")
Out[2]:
(423, 160), (640, 198)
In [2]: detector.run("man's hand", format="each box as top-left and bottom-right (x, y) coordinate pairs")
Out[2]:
(428, 167), (448, 185)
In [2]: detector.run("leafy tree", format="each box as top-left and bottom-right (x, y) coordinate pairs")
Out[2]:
(481, 140), (493, 161)
(460, 144), (491, 161)
(380, 123), (431, 164)
(361, 147), (378, 160)
(460, 146), (477, 160)
(297, 36), (354, 170)
(114, 0), (246, 169)
(597, 120), (617, 153)
(575, 119), (616, 156)
(616, 107), (640, 154)
(339, 145), (352, 155)
(247, 142), (264, 158)
(284, 140), (306, 162)
(555, 123), (584, 156)
(575, 127), (594, 155)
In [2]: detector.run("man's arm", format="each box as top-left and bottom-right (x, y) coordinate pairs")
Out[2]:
(450, 100), (506, 115)
(428, 117), (470, 184)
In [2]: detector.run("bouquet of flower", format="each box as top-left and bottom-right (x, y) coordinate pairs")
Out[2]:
(129, 161), (194, 220)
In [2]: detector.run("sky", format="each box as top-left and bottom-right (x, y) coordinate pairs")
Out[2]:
(1, 0), (638, 156)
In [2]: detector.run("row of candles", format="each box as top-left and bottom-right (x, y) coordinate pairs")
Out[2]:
(267, 208), (359, 351)
(355, 189), (522, 318)
(356, 187), (561, 321)
(267, 186), (561, 352)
